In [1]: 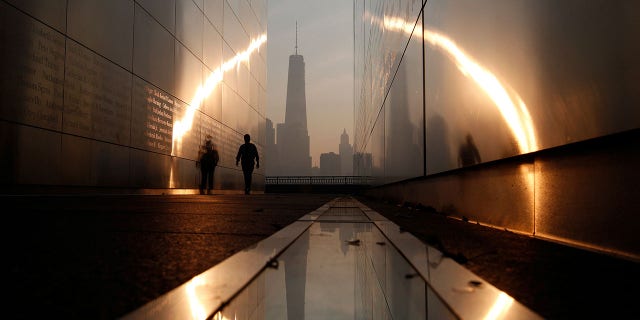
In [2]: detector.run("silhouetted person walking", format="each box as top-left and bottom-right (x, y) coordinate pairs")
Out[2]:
(236, 134), (260, 194)
(458, 133), (481, 167)
(198, 139), (219, 194)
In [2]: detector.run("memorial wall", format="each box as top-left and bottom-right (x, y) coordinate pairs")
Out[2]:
(355, 0), (639, 181)
(354, 0), (640, 259)
(1, 0), (267, 192)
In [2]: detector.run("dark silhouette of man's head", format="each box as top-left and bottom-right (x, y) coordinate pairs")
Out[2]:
(466, 134), (474, 145)
(244, 134), (250, 143)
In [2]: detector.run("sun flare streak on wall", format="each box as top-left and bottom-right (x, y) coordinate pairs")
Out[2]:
(171, 34), (267, 154)
(382, 16), (538, 154)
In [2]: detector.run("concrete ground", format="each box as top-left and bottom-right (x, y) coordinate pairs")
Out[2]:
(5, 192), (639, 319)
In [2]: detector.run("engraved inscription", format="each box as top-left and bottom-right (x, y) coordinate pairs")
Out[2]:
(1, 12), (64, 130)
(64, 41), (131, 144)
(132, 78), (175, 155)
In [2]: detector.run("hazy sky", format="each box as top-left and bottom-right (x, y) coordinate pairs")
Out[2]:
(267, 0), (354, 167)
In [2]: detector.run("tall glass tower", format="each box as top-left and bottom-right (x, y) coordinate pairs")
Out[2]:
(277, 25), (311, 175)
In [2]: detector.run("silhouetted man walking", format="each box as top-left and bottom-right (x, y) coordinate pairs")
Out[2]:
(236, 134), (260, 194)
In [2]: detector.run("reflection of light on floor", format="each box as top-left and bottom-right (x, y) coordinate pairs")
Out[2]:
(484, 292), (515, 320)
(381, 16), (538, 154)
(212, 311), (233, 320)
(172, 34), (267, 152)
(186, 275), (208, 319)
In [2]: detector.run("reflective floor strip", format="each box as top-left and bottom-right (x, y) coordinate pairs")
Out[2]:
(123, 196), (541, 320)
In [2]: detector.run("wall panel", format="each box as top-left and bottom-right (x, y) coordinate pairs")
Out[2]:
(136, 0), (176, 34)
(6, 0), (66, 32)
(133, 4), (176, 94)
(1, 5), (64, 131)
(176, 0), (203, 59)
(64, 40), (132, 144)
(67, 0), (134, 69)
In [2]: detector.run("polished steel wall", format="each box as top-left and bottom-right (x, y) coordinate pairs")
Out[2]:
(0, 0), (267, 191)
(355, 0), (640, 259)
(355, 0), (639, 178)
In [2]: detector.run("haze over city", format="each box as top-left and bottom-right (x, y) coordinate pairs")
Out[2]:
(267, 0), (354, 167)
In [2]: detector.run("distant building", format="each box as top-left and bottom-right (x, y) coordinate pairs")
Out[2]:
(319, 152), (340, 176)
(275, 29), (311, 176)
(339, 129), (353, 176)
(265, 118), (279, 176)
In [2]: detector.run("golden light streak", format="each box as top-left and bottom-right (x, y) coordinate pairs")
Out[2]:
(381, 16), (538, 153)
(186, 276), (208, 320)
(212, 311), (235, 320)
(172, 34), (267, 153)
(483, 292), (515, 320)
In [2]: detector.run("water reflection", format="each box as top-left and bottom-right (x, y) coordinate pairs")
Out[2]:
(284, 228), (308, 319)
(214, 221), (431, 319)
(387, 57), (423, 181)
(381, 16), (538, 154)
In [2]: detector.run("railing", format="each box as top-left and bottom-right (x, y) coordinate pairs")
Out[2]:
(265, 176), (373, 185)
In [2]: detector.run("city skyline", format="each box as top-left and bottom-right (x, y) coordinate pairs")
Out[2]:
(267, 123), (354, 176)
(267, 0), (354, 167)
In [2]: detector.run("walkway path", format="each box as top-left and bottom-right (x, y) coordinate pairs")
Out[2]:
(5, 193), (639, 319)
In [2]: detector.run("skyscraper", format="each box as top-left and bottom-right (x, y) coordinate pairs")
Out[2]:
(276, 25), (311, 175)
(339, 129), (353, 175)
(320, 152), (340, 176)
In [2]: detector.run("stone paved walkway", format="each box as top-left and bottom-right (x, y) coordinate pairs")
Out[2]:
(5, 192), (639, 319)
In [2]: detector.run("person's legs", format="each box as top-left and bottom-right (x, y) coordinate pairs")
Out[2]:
(242, 168), (253, 194)
(206, 170), (214, 194)
(207, 168), (215, 194)
(199, 168), (207, 194)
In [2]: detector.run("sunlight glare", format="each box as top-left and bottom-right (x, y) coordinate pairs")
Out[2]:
(484, 292), (515, 320)
(172, 34), (268, 155)
(186, 275), (208, 319)
(381, 16), (538, 153)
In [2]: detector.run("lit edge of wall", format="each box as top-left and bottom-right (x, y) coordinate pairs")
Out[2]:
(359, 128), (640, 262)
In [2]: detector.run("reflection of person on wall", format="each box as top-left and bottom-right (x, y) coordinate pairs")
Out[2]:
(236, 134), (260, 195)
(458, 133), (481, 167)
(198, 138), (219, 195)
